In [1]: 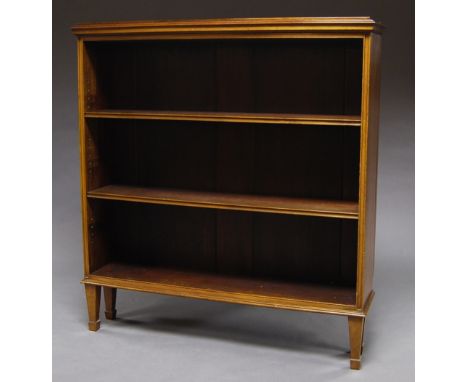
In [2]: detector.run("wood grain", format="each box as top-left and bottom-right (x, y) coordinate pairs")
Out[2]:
(356, 33), (381, 308)
(84, 284), (101, 331)
(103, 287), (117, 320)
(85, 262), (357, 312)
(348, 316), (365, 369)
(84, 39), (363, 115)
(85, 110), (361, 126)
(71, 17), (383, 37)
(74, 17), (382, 369)
(87, 184), (359, 219)
(362, 34), (382, 305)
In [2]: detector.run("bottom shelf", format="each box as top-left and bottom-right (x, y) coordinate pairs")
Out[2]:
(87, 263), (357, 313)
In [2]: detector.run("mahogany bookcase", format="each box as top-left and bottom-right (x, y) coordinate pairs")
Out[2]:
(72, 17), (382, 369)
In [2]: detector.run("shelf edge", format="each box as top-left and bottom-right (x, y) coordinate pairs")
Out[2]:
(85, 111), (361, 127)
(82, 275), (362, 316)
(87, 190), (359, 220)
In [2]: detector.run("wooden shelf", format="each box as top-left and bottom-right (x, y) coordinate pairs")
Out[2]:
(86, 262), (357, 312)
(85, 109), (361, 127)
(87, 185), (359, 219)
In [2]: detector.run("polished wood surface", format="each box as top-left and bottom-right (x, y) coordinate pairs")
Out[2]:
(74, 17), (381, 369)
(85, 110), (361, 126)
(84, 284), (101, 331)
(356, 33), (381, 308)
(72, 17), (383, 37)
(362, 34), (382, 305)
(103, 287), (117, 320)
(348, 316), (365, 369)
(88, 185), (359, 219)
(87, 262), (356, 310)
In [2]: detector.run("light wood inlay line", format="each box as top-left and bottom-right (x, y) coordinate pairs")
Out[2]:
(85, 110), (361, 127)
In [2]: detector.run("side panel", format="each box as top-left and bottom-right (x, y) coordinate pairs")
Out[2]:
(77, 39), (90, 275)
(356, 33), (382, 307)
(78, 40), (108, 275)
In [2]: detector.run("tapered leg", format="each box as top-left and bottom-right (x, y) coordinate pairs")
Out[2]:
(348, 316), (366, 370)
(85, 284), (101, 331)
(103, 287), (117, 320)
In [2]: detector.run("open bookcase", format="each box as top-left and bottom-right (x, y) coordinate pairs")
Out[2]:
(72, 17), (382, 369)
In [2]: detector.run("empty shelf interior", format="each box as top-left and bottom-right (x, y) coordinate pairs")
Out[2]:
(86, 201), (358, 292)
(84, 39), (363, 115)
(91, 262), (357, 307)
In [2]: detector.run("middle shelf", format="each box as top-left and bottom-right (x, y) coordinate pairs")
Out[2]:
(87, 185), (359, 219)
(85, 109), (362, 127)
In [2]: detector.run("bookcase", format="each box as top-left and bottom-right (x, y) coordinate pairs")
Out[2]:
(72, 17), (382, 370)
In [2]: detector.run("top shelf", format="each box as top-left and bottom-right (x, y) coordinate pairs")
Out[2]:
(85, 110), (361, 127)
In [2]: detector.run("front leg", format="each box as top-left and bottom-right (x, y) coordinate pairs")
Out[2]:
(348, 316), (365, 369)
(85, 284), (101, 331)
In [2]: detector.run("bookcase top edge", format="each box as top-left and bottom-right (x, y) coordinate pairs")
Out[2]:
(71, 17), (383, 37)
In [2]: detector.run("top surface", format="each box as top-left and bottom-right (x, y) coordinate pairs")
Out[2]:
(72, 17), (383, 36)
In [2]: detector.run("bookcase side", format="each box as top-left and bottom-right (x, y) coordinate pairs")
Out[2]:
(356, 33), (382, 308)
